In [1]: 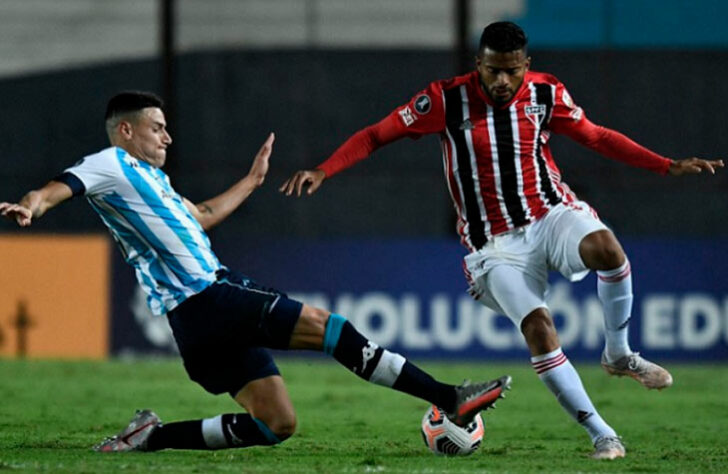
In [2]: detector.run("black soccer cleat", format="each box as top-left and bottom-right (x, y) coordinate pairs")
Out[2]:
(447, 375), (512, 427)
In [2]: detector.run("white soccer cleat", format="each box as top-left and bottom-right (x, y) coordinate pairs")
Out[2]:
(93, 409), (160, 452)
(591, 435), (625, 460)
(601, 352), (673, 390)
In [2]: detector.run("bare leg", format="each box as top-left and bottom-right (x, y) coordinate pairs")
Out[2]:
(233, 375), (296, 440)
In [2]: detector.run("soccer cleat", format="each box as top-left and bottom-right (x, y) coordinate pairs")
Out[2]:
(591, 435), (625, 460)
(447, 375), (512, 427)
(601, 352), (673, 390)
(93, 409), (161, 452)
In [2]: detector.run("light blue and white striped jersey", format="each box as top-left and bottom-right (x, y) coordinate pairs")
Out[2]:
(63, 146), (222, 315)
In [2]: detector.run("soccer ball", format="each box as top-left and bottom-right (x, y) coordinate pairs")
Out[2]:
(420, 405), (484, 456)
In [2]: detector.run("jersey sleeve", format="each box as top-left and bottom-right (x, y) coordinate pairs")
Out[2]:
(52, 171), (86, 196)
(548, 82), (672, 175)
(58, 149), (120, 196)
(317, 82), (446, 178)
(548, 82), (586, 130)
(390, 81), (447, 138)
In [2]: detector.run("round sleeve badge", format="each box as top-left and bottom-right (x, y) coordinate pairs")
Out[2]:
(414, 94), (432, 115)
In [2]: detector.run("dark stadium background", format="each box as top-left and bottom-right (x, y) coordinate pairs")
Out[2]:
(0, 0), (726, 361)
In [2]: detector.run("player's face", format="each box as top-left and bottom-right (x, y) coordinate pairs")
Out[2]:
(476, 48), (530, 104)
(126, 108), (173, 168)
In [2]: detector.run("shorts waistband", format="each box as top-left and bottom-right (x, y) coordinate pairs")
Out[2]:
(491, 224), (529, 241)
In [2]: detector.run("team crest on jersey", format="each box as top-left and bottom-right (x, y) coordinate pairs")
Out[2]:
(398, 106), (417, 127)
(525, 104), (547, 127)
(414, 94), (432, 115)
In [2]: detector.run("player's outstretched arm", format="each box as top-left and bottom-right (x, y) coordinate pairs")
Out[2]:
(184, 133), (274, 231)
(668, 157), (724, 176)
(279, 169), (326, 197)
(0, 181), (73, 227)
(279, 114), (407, 198)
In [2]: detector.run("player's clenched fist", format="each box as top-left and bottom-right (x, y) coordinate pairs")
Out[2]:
(279, 169), (326, 197)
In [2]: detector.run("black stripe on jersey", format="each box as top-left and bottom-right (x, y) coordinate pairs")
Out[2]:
(444, 87), (487, 250)
(535, 83), (554, 124)
(492, 107), (528, 227)
(534, 84), (561, 206)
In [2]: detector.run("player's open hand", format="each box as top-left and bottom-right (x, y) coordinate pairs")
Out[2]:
(0, 202), (33, 227)
(668, 157), (724, 176)
(247, 133), (274, 187)
(279, 169), (326, 197)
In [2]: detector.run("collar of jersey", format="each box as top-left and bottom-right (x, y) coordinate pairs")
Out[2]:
(115, 147), (156, 171)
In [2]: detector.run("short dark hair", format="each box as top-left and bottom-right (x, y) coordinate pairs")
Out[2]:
(478, 21), (528, 54)
(105, 91), (163, 121)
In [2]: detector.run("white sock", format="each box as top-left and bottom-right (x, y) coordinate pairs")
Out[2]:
(597, 260), (633, 361)
(201, 415), (227, 449)
(532, 348), (617, 443)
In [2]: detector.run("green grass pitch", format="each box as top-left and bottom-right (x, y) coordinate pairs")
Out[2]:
(1, 358), (726, 473)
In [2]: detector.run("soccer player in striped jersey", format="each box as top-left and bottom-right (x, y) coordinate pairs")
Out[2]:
(0, 91), (511, 453)
(280, 22), (724, 459)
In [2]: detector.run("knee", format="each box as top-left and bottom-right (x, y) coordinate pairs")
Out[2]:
(520, 309), (559, 354)
(236, 376), (298, 443)
(268, 413), (297, 441)
(595, 244), (625, 270)
(258, 411), (297, 442)
(521, 310), (555, 340)
(580, 231), (626, 270)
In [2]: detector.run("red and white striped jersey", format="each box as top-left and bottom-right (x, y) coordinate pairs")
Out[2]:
(400, 70), (580, 251)
(318, 70), (671, 252)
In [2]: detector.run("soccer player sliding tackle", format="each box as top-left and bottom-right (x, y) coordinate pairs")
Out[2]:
(0, 91), (511, 453)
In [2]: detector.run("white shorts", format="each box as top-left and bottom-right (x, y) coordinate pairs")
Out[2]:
(464, 201), (607, 328)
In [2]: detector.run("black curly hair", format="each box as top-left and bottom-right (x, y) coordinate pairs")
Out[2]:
(478, 21), (528, 54)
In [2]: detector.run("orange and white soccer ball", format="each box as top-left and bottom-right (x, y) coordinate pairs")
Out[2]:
(420, 405), (484, 456)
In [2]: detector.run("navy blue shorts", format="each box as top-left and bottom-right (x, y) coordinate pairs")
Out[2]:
(167, 269), (303, 396)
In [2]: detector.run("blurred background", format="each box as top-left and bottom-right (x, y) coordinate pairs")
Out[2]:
(1, 0), (726, 361)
